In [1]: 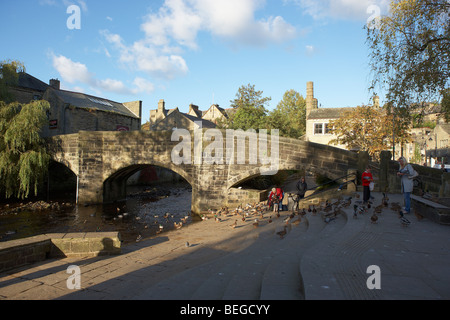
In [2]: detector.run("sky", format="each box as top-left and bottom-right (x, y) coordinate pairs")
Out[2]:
(1, 0), (391, 123)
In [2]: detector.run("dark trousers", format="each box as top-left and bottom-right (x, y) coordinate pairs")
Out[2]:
(363, 185), (370, 203)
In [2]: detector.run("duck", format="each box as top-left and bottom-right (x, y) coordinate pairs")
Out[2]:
(374, 204), (383, 214)
(253, 219), (259, 228)
(230, 220), (238, 229)
(370, 213), (378, 224)
(382, 193), (389, 207)
(353, 205), (358, 219)
(399, 212), (411, 227)
(276, 226), (288, 239)
(174, 221), (183, 229)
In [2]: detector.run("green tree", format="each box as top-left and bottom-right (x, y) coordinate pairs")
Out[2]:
(0, 60), (26, 102)
(266, 89), (306, 139)
(222, 84), (271, 131)
(366, 0), (450, 118)
(0, 60), (51, 199)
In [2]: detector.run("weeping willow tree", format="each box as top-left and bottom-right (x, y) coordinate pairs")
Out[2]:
(0, 100), (51, 199)
(0, 60), (51, 199)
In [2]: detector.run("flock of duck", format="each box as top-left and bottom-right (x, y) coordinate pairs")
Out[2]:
(199, 191), (417, 237)
(128, 191), (417, 243)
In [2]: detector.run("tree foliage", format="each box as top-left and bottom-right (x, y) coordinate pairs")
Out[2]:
(266, 89), (306, 139)
(223, 84), (271, 131)
(366, 0), (450, 118)
(328, 105), (411, 160)
(220, 85), (307, 139)
(0, 60), (51, 199)
(0, 60), (26, 103)
(0, 100), (51, 199)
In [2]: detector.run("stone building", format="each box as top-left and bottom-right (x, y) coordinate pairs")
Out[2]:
(7, 72), (142, 137)
(149, 99), (218, 131)
(305, 82), (355, 150)
(202, 104), (229, 125)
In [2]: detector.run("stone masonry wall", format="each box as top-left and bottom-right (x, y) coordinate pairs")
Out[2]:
(49, 130), (362, 214)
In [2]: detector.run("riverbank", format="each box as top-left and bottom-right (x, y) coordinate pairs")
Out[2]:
(0, 183), (194, 244)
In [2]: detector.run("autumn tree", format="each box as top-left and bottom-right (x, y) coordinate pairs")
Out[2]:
(0, 60), (51, 199)
(366, 0), (450, 120)
(328, 105), (411, 160)
(266, 89), (306, 139)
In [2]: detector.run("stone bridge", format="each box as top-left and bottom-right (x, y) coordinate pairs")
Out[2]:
(48, 130), (363, 214)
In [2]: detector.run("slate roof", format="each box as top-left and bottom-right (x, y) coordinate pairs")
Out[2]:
(51, 89), (139, 119)
(17, 73), (49, 92)
(181, 112), (217, 128)
(308, 107), (355, 120)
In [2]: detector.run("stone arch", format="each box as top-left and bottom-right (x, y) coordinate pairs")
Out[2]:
(103, 161), (193, 203)
(47, 160), (78, 201)
(227, 161), (346, 191)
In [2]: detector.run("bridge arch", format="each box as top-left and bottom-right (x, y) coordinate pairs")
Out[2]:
(228, 159), (350, 190)
(103, 161), (193, 203)
(47, 160), (78, 201)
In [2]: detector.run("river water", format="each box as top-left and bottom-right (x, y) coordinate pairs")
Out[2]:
(0, 183), (195, 245)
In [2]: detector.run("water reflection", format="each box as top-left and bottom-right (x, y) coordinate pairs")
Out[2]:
(0, 183), (194, 245)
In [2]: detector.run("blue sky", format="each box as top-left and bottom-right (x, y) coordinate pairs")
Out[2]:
(1, 0), (390, 122)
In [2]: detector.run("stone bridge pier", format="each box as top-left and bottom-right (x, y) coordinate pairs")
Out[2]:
(48, 130), (361, 214)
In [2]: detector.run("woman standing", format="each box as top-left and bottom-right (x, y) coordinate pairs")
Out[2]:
(397, 157), (418, 215)
(362, 166), (374, 204)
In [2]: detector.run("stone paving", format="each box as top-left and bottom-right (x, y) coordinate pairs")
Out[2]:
(0, 192), (449, 300)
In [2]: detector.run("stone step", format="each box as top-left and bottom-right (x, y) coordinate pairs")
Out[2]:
(299, 204), (381, 300)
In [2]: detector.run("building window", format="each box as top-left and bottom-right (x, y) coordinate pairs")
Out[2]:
(314, 123), (323, 135)
(324, 123), (331, 134)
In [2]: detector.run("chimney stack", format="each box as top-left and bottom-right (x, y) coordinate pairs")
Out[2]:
(49, 79), (60, 90)
(306, 81), (318, 118)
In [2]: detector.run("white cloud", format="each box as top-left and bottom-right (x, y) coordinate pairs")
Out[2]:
(52, 54), (92, 84)
(285, 0), (390, 21)
(101, 0), (299, 80)
(305, 44), (317, 56)
(51, 53), (155, 96)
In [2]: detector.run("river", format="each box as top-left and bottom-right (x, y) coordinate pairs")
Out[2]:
(0, 183), (195, 245)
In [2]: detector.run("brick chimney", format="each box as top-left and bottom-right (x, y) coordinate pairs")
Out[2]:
(49, 79), (60, 90)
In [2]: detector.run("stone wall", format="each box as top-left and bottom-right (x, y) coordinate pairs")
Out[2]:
(375, 151), (450, 196)
(48, 130), (361, 214)
(0, 232), (121, 273)
(227, 188), (269, 208)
